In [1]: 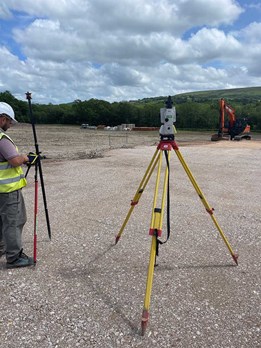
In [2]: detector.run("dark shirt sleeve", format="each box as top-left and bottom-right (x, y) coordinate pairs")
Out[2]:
(0, 138), (19, 161)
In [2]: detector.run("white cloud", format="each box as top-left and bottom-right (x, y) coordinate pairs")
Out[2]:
(235, 21), (261, 43)
(0, 3), (12, 19)
(187, 28), (242, 62)
(0, 0), (260, 104)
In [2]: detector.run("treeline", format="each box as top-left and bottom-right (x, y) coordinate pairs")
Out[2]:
(1, 89), (261, 130)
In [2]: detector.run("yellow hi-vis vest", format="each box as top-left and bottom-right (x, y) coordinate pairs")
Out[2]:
(0, 132), (27, 193)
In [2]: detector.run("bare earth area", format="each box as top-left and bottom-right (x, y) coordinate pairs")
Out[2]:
(1, 125), (260, 347)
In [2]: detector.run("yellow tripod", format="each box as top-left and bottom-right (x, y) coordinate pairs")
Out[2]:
(115, 139), (238, 336)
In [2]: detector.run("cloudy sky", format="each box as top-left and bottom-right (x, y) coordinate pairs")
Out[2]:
(0, 0), (260, 104)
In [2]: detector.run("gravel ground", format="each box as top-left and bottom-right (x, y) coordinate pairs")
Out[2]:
(0, 126), (260, 347)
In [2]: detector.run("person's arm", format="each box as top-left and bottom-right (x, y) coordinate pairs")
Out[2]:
(0, 138), (29, 167)
(8, 155), (29, 167)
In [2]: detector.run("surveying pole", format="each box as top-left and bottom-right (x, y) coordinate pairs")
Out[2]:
(25, 92), (51, 263)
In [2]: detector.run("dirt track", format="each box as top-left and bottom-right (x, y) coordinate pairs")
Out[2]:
(0, 125), (260, 347)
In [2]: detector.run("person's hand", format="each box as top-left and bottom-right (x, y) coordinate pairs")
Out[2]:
(27, 152), (39, 165)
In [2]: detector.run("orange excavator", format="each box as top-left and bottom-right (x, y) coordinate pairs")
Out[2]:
(211, 98), (251, 141)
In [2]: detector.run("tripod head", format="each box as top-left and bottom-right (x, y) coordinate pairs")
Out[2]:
(159, 95), (176, 140)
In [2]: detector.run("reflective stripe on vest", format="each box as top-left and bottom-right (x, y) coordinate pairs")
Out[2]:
(0, 132), (27, 193)
(0, 162), (12, 170)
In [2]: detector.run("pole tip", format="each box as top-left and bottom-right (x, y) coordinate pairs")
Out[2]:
(115, 235), (120, 245)
(232, 253), (239, 265)
(141, 321), (147, 336)
(141, 309), (149, 336)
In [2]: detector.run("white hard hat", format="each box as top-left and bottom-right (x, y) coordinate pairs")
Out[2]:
(0, 102), (17, 124)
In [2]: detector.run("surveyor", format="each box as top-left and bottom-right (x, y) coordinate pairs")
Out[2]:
(0, 102), (34, 268)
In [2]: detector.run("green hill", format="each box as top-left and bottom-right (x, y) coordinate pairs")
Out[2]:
(175, 86), (261, 101)
(134, 86), (261, 104)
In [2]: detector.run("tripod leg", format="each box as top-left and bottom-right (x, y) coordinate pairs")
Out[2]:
(159, 151), (171, 229)
(141, 152), (170, 335)
(149, 151), (163, 231)
(115, 147), (160, 244)
(38, 159), (51, 240)
(174, 146), (238, 265)
(33, 163), (39, 264)
(141, 234), (157, 336)
(149, 150), (170, 235)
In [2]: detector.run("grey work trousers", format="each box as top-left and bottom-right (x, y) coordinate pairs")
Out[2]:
(0, 189), (27, 263)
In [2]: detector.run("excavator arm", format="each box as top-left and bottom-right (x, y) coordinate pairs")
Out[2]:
(218, 98), (236, 136)
(212, 98), (251, 141)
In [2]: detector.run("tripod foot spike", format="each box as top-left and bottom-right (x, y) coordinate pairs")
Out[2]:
(115, 235), (120, 245)
(232, 253), (239, 265)
(141, 309), (149, 336)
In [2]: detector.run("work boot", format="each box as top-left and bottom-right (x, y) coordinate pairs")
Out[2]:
(6, 252), (34, 269)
